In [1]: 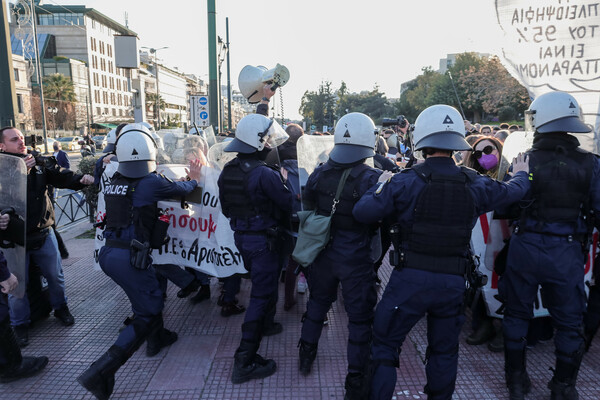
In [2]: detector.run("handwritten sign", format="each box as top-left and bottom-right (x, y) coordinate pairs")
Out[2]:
(94, 163), (246, 277)
(496, 0), (600, 152)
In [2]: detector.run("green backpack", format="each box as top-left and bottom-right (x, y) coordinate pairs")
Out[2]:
(292, 168), (352, 267)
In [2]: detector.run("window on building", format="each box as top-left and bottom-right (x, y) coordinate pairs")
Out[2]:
(108, 44), (112, 58)
(112, 109), (116, 116)
(96, 107), (101, 114)
(16, 94), (23, 113)
(13, 68), (19, 82)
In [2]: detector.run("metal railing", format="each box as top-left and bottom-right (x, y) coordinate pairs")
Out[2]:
(54, 189), (91, 229)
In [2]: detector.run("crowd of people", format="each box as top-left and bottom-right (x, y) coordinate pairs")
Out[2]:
(0, 86), (599, 400)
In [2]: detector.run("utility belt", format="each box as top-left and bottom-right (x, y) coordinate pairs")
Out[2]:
(105, 238), (151, 270)
(514, 225), (590, 251)
(236, 226), (282, 252)
(390, 249), (469, 276)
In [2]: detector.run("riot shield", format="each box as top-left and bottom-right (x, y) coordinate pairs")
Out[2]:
(203, 125), (217, 147)
(208, 142), (237, 171)
(0, 154), (27, 298)
(297, 135), (335, 189)
(497, 130), (534, 181)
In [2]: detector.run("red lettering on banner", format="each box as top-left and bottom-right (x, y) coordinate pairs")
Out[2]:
(208, 214), (216, 239)
(479, 214), (490, 243)
(189, 217), (197, 232)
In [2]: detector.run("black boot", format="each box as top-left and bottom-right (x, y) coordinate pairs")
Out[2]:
(548, 353), (583, 400)
(77, 345), (127, 400)
(177, 279), (201, 298)
(0, 318), (48, 383)
(466, 317), (495, 345)
(344, 372), (369, 400)
(505, 348), (531, 400)
(298, 339), (318, 376)
(146, 323), (178, 357)
(190, 284), (211, 304)
(231, 339), (276, 384)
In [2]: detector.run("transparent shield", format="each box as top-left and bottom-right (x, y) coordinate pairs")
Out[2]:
(208, 141), (237, 171)
(297, 135), (335, 189)
(497, 130), (534, 181)
(265, 119), (289, 149)
(0, 154), (27, 298)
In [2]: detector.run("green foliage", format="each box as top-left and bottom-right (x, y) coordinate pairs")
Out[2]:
(498, 106), (516, 122)
(299, 81), (337, 128)
(43, 73), (76, 103)
(78, 155), (100, 211)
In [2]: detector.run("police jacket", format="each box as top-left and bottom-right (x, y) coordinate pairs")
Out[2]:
(26, 161), (85, 235)
(353, 157), (530, 271)
(218, 153), (293, 232)
(516, 133), (600, 237)
(103, 172), (197, 244)
(303, 159), (381, 260)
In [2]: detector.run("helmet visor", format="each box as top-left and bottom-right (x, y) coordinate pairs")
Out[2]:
(263, 119), (289, 149)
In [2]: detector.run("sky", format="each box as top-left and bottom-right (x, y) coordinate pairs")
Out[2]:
(7, 0), (505, 120)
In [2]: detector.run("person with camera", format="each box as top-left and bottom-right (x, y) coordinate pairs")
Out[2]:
(0, 127), (94, 347)
(353, 105), (530, 400)
(0, 247), (48, 382)
(77, 124), (202, 400)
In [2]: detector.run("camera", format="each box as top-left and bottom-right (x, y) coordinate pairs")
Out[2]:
(24, 134), (43, 148)
(29, 150), (57, 169)
(381, 115), (414, 132)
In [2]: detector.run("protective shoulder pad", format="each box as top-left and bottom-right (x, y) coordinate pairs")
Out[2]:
(458, 166), (479, 182)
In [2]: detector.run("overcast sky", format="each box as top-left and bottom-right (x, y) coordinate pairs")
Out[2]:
(9, 0), (504, 120)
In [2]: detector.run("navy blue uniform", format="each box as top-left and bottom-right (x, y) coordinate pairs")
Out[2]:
(218, 155), (293, 341)
(300, 161), (381, 380)
(499, 136), (600, 387)
(100, 173), (196, 353)
(353, 157), (530, 400)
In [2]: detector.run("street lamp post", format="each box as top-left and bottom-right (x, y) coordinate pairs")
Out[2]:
(142, 46), (168, 130)
(47, 106), (57, 138)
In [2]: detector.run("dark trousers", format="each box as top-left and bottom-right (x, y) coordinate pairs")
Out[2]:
(370, 268), (465, 400)
(499, 232), (586, 360)
(300, 249), (376, 373)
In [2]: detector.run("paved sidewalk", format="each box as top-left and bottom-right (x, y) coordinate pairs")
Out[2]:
(2, 222), (600, 399)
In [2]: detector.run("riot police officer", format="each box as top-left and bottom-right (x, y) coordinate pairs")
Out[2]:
(499, 92), (600, 400)
(77, 125), (201, 400)
(297, 112), (381, 400)
(219, 113), (293, 384)
(353, 105), (531, 400)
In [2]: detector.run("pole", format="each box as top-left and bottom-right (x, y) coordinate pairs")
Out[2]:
(447, 71), (466, 121)
(86, 94), (90, 133)
(207, 0), (220, 133)
(226, 17), (232, 130)
(30, 1), (49, 153)
(0, 0), (18, 128)
(154, 52), (161, 130)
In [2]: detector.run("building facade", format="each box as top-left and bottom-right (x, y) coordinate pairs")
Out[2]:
(11, 54), (34, 131)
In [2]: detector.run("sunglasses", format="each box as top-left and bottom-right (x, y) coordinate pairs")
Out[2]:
(473, 145), (495, 159)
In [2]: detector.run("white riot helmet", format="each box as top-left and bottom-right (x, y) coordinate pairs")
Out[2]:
(115, 124), (157, 178)
(224, 114), (289, 153)
(412, 105), (471, 151)
(526, 91), (591, 134)
(329, 112), (377, 164)
(103, 128), (117, 153)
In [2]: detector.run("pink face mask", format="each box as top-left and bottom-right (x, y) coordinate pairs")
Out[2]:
(477, 153), (498, 170)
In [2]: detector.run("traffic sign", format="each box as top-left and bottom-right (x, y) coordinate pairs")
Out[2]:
(190, 95), (210, 128)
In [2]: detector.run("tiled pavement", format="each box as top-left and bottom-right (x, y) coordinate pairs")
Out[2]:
(3, 222), (600, 399)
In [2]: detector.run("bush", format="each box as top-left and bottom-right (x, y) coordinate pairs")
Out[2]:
(78, 155), (100, 212)
(498, 106), (516, 122)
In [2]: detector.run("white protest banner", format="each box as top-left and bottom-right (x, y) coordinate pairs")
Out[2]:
(471, 212), (597, 318)
(93, 161), (119, 270)
(94, 163), (246, 278)
(495, 0), (600, 152)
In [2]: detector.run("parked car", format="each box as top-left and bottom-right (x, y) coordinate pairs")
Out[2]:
(56, 136), (83, 151)
(29, 137), (57, 153)
(92, 135), (107, 150)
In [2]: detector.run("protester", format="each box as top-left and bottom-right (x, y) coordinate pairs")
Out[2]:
(467, 136), (503, 179)
(0, 126), (94, 347)
(0, 247), (48, 382)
